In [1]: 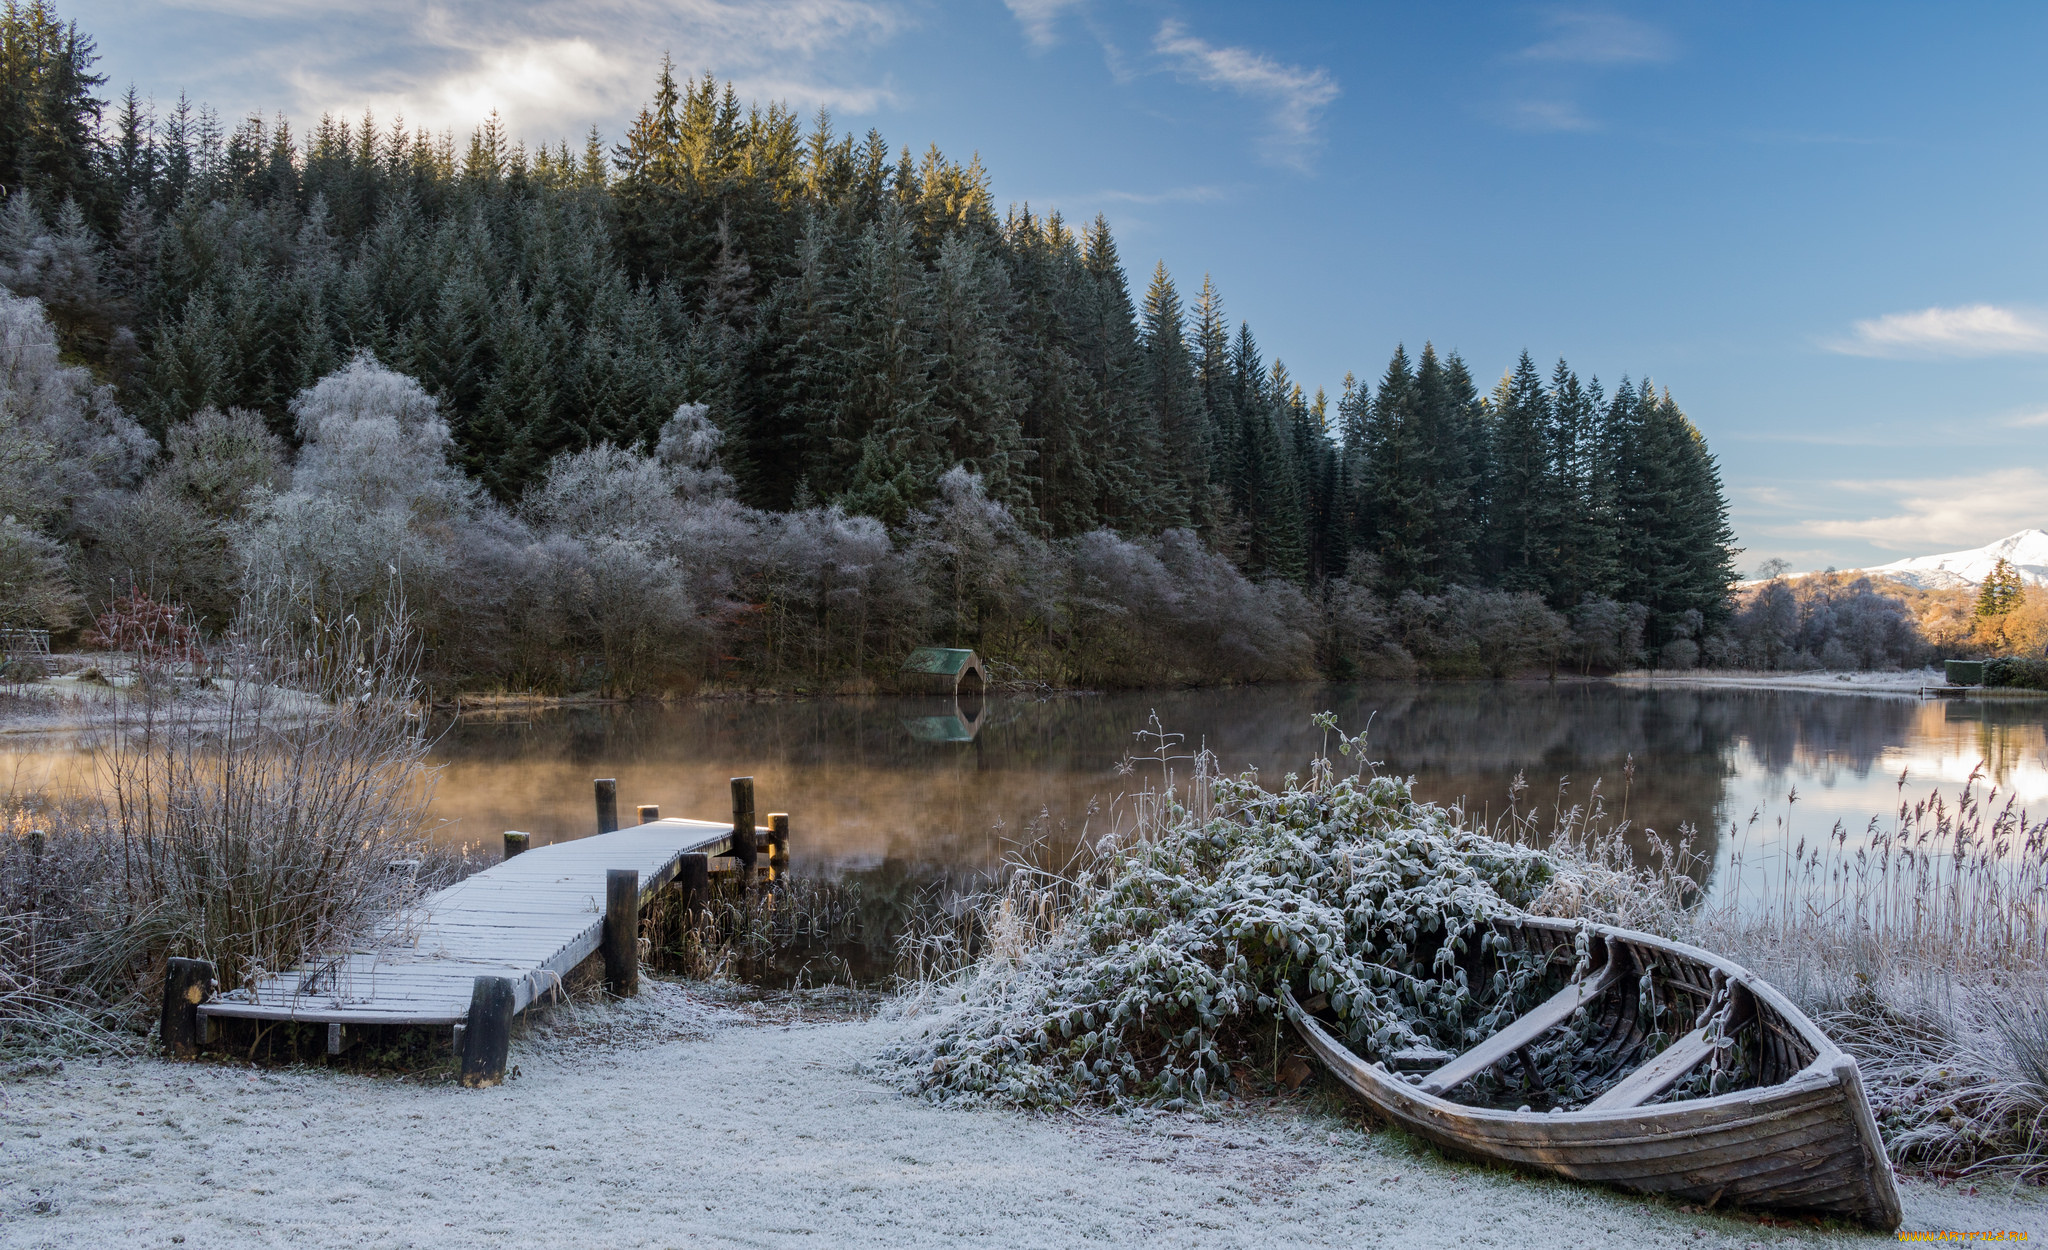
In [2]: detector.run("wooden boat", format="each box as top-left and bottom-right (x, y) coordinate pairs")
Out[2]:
(1284, 917), (1902, 1229)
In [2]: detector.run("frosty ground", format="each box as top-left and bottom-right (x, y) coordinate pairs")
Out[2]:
(0, 982), (2037, 1250)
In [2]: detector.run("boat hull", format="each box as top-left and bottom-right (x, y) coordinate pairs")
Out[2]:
(1285, 921), (1902, 1230)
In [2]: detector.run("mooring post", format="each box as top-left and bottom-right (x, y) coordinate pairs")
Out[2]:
(460, 976), (516, 1088)
(158, 957), (214, 1059)
(730, 777), (758, 871)
(503, 831), (529, 860)
(637, 804), (660, 824)
(594, 778), (619, 834)
(767, 813), (790, 866)
(604, 868), (640, 997)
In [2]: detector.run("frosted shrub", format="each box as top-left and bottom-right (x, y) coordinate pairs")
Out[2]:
(890, 732), (1560, 1109)
(288, 352), (470, 517)
(0, 287), (154, 527)
(654, 402), (736, 502)
(525, 442), (684, 544)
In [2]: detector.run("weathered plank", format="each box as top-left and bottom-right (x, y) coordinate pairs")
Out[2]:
(198, 817), (750, 1028)
(1417, 959), (1621, 1095)
(1583, 1026), (1715, 1112)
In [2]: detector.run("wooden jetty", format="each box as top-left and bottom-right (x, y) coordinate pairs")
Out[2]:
(162, 777), (789, 1087)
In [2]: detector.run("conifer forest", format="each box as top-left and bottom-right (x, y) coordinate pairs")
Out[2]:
(0, 1), (1778, 693)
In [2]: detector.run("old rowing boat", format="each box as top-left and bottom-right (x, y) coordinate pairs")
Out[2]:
(1284, 916), (1902, 1229)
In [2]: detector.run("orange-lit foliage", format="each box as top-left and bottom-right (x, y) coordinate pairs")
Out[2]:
(81, 592), (204, 662)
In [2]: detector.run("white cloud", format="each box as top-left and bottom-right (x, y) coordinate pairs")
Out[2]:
(1003, 0), (1086, 50)
(1153, 20), (1337, 169)
(2009, 408), (2048, 428)
(1830, 304), (2048, 358)
(1805, 467), (2048, 550)
(158, 0), (907, 142)
(1518, 11), (1674, 64)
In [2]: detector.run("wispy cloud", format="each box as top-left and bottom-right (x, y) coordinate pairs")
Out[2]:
(2009, 408), (2048, 428)
(1153, 20), (1337, 169)
(1806, 467), (2048, 549)
(1517, 10), (1674, 64)
(1502, 97), (1597, 132)
(1829, 304), (2048, 358)
(1003, 0), (1086, 50)
(1092, 185), (1230, 205)
(137, 0), (906, 142)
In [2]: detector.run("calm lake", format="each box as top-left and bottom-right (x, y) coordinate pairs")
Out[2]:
(412, 682), (2046, 901)
(4, 683), (2038, 903)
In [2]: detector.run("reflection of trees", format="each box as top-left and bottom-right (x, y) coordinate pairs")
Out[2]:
(424, 685), (1992, 903)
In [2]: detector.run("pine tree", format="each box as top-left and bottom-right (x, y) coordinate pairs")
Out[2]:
(1487, 350), (1552, 592)
(0, 1), (107, 213)
(1137, 260), (1205, 529)
(1075, 214), (1164, 532)
(1547, 360), (1615, 606)
(1975, 557), (2024, 618)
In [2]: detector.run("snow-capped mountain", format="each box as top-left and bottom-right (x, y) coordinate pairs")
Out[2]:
(1863, 529), (2048, 590)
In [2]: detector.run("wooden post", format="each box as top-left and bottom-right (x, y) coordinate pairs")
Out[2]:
(730, 777), (758, 870)
(767, 813), (790, 866)
(603, 868), (640, 997)
(503, 831), (529, 859)
(460, 976), (516, 1088)
(594, 778), (619, 834)
(637, 804), (660, 824)
(676, 852), (710, 918)
(159, 957), (214, 1059)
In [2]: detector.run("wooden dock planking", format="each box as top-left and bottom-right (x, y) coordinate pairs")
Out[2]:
(199, 818), (748, 1029)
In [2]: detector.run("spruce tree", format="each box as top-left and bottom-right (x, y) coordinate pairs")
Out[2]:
(1487, 350), (1552, 592)
(1975, 557), (2024, 618)
(1137, 260), (1203, 528)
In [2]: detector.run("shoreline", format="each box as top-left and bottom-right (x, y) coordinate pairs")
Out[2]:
(3, 982), (2039, 1246)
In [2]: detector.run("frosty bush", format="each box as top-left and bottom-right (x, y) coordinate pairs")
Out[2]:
(889, 726), (1560, 1108)
(288, 352), (470, 517)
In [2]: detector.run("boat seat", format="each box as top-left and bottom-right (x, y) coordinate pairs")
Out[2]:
(1417, 958), (1622, 1096)
(1582, 1026), (1715, 1112)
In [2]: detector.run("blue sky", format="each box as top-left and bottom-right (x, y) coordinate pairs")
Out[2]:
(69, 1), (2048, 574)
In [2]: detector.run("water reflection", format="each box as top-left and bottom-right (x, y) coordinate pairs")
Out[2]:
(0, 685), (2038, 908)
(414, 684), (2048, 901)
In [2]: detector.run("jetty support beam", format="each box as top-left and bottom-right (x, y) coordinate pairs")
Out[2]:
(604, 868), (640, 997)
(728, 777), (758, 871)
(595, 778), (619, 834)
(460, 976), (516, 1088)
(159, 957), (215, 1059)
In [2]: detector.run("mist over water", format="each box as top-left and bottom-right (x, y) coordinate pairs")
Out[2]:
(416, 684), (2047, 900)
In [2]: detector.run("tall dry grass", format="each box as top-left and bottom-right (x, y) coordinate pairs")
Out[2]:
(0, 582), (438, 1044)
(1486, 756), (2048, 1177)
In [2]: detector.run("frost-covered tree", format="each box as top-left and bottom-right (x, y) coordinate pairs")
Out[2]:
(287, 351), (471, 517)
(0, 287), (152, 528)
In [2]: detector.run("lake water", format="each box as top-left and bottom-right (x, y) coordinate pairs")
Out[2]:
(414, 683), (2048, 900)
(5, 683), (2038, 903)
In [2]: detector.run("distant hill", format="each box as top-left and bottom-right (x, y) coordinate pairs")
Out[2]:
(1861, 529), (2048, 590)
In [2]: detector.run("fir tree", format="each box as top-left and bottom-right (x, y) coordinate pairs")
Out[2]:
(1975, 556), (2024, 618)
